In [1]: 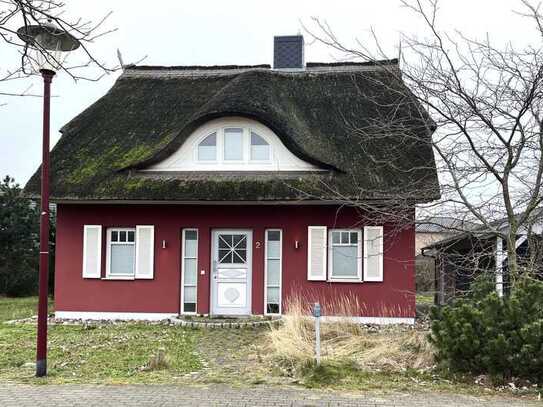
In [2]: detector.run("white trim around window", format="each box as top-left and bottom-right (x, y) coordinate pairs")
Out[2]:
(105, 227), (136, 280)
(264, 229), (282, 315)
(327, 229), (362, 282)
(181, 229), (198, 315)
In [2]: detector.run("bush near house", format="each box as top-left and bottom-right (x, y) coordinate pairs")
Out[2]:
(0, 176), (55, 296)
(430, 274), (543, 384)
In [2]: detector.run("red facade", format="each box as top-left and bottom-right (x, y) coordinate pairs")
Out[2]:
(55, 204), (416, 318)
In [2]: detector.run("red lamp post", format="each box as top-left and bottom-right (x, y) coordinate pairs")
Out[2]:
(17, 22), (80, 377)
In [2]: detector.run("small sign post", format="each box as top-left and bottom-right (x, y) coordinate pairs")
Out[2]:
(313, 302), (321, 365)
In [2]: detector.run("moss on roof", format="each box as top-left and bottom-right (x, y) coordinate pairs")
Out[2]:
(24, 61), (439, 203)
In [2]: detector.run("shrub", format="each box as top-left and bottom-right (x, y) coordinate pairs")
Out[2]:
(430, 274), (543, 383)
(0, 176), (55, 296)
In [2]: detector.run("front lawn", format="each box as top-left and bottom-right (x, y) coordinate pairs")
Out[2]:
(0, 296), (53, 322)
(0, 296), (538, 401)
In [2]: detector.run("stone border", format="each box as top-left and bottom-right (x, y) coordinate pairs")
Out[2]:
(4, 315), (284, 329)
(171, 317), (283, 329)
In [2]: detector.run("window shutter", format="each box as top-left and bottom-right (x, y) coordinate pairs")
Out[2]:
(82, 225), (102, 278)
(307, 226), (327, 281)
(135, 225), (155, 279)
(364, 226), (383, 282)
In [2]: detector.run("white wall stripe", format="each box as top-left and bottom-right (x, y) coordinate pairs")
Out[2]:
(55, 311), (414, 325)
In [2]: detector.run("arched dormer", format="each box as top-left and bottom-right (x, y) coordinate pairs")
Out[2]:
(144, 117), (322, 172)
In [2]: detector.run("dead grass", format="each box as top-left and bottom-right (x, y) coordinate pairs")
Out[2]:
(268, 292), (434, 375)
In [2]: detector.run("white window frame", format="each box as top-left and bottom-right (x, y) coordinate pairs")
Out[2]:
(181, 228), (198, 315)
(327, 229), (362, 282)
(222, 127), (245, 163)
(250, 131), (272, 162)
(196, 132), (218, 162)
(194, 126), (273, 165)
(264, 229), (282, 315)
(105, 227), (136, 280)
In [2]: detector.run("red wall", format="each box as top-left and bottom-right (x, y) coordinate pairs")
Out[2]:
(55, 204), (416, 317)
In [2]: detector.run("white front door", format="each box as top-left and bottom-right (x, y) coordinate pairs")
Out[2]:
(211, 230), (252, 315)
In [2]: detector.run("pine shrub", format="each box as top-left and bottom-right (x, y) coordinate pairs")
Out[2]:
(430, 274), (543, 383)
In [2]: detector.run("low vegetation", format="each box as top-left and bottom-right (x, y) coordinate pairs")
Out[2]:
(0, 295), (539, 400)
(268, 293), (434, 387)
(431, 275), (543, 385)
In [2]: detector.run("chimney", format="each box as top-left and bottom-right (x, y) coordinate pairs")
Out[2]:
(273, 35), (304, 69)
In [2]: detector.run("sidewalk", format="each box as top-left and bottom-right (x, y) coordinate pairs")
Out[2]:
(0, 384), (539, 406)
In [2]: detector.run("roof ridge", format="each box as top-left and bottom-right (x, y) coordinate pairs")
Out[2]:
(121, 60), (400, 79)
(126, 64), (271, 71)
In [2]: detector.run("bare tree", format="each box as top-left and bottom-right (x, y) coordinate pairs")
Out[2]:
(1, 0), (118, 97)
(303, 0), (543, 286)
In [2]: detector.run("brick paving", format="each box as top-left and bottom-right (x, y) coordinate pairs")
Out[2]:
(0, 384), (539, 406)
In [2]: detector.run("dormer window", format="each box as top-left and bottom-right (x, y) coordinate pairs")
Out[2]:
(145, 117), (321, 172)
(195, 126), (272, 164)
(197, 133), (217, 161)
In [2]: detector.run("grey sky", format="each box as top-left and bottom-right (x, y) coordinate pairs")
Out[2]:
(0, 0), (534, 185)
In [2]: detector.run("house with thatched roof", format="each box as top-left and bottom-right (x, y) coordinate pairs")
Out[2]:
(25, 35), (438, 323)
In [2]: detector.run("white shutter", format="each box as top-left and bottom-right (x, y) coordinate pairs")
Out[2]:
(307, 226), (327, 281)
(82, 225), (102, 278)
(135, 225), (155, 279)
(364, 226), (383, 282)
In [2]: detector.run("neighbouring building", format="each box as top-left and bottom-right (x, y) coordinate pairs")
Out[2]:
(25, 35), (439, 323)
(422, 213), (542, 304)
(415, 217), (471, 293)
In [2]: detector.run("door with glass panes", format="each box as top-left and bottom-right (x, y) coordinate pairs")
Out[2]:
(211, 230), (252, 315)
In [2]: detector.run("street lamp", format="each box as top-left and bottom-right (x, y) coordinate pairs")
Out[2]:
(17, 21), (80, 378)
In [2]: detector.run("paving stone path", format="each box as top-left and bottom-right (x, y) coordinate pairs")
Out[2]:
(0, 384), (539, 406)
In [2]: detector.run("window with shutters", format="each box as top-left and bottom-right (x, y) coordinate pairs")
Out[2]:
(182, 229), (198, 314)
(265, 229), (282, 315)
(106, 228), (136, 279)
(328, 229), (362, 281)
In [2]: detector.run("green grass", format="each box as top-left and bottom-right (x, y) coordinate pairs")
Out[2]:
(0, 297), (200, 384)
(416, 294), (434, 305)
(0, 296), (53, 322)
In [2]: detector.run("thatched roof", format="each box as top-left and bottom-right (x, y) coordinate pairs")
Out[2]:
(25, 60), (439, 203)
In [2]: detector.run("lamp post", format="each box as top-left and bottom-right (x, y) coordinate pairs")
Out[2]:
(17, 21), (80, 377)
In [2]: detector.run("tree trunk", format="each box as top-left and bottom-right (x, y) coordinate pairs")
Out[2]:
(506, 232), (519, 285)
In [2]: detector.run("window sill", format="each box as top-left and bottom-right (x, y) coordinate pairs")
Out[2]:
(102, 276), (135, 281)
(327, 279), (363, 283)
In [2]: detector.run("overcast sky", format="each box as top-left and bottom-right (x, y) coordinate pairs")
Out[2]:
(0, 0), (535, 185)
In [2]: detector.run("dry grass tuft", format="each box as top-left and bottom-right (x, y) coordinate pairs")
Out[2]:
(144, 348), (169, 371)
(268, 292), (434, 374)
